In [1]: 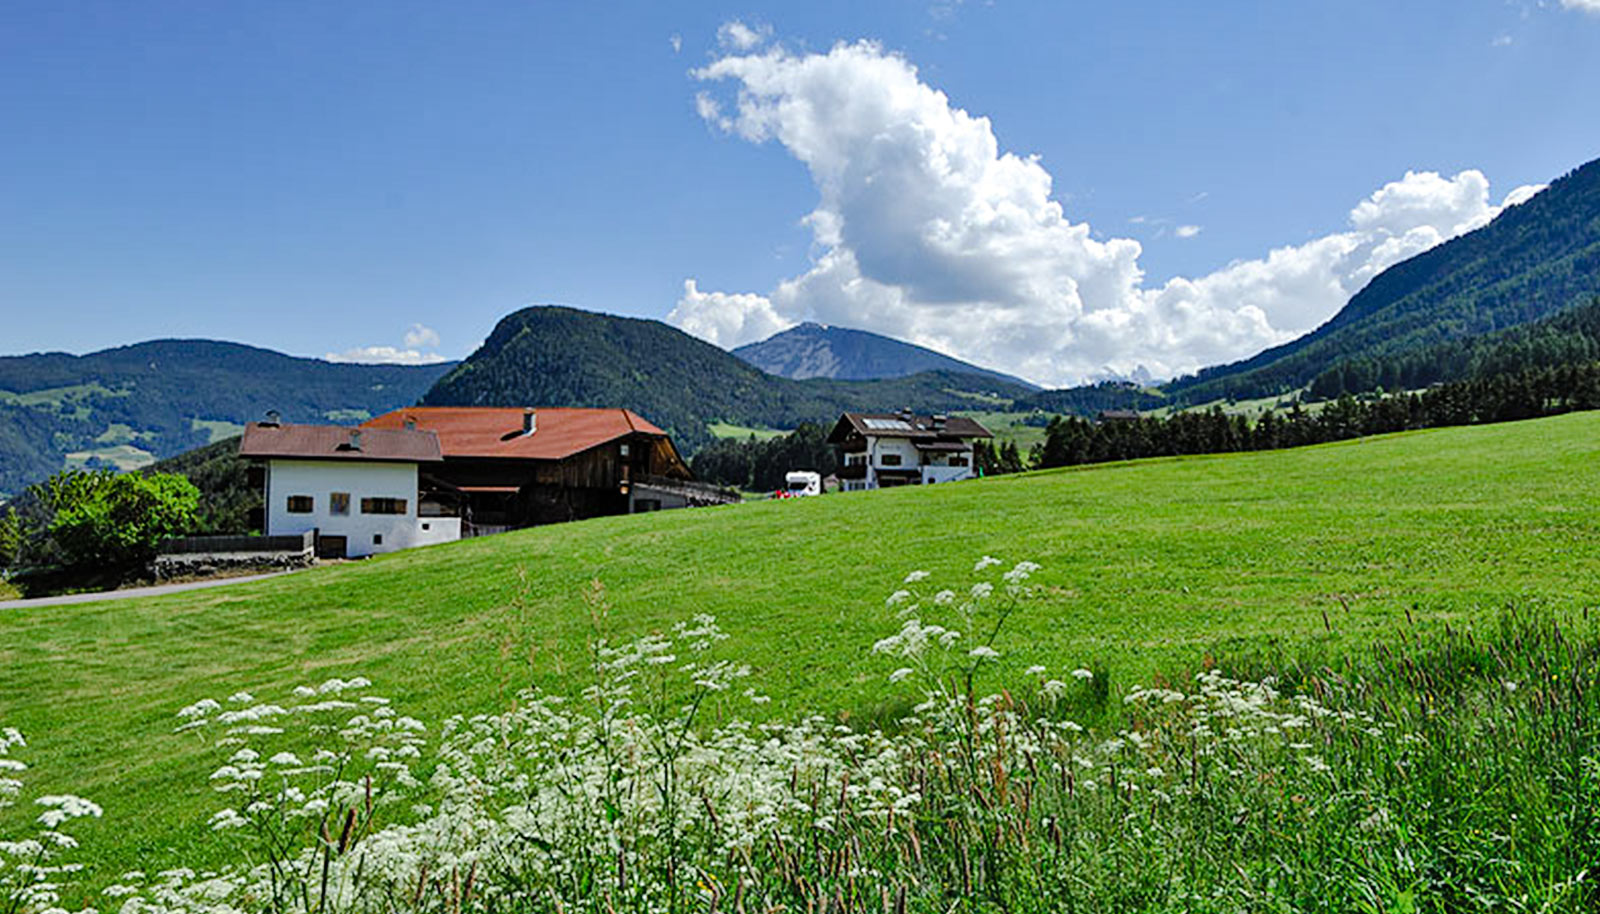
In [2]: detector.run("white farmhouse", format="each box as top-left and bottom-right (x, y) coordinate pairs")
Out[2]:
(826, 411), (993, 491)
(240, 421), (460, 558)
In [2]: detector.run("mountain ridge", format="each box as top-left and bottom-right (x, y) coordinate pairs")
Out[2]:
(1161, 155), (1600, 403)
(0, 340), (455, 497)
(421, 306), (1036, 452)
(733, 322), (1038, 390)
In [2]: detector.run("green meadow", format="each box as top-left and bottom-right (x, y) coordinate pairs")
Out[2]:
(3, 411), (1600, 881)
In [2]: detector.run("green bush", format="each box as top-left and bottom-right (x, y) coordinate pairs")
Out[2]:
(27, 468), (199, 570)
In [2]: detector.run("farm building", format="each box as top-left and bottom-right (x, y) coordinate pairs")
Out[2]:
(827, 411), (992, 491)
(241, 406), (732, 557)
(239, 420), (457, 558)
(361, 406), (735, 534)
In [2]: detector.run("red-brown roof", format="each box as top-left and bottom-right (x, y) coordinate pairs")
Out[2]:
(362, 407), (668, 461)
(239, 423), (443, 462)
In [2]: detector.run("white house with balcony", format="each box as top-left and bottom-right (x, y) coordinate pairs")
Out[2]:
(826, 411), (992, 491)
(240, 420), (461, 558)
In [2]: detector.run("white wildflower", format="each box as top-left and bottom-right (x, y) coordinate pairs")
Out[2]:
(974, 555), (1003, 572)
(968, 646), (999, 660)
(903, 570), (930, 584)
(1003, 560), (1041, 583)
(1071, 668), (1094, 680)
(35, 795), (102, 827)
(969, 582), (994, 600)
(889, 668), (916, 684)
(885, 589), (912, 607)
(1025, 665), (1047, 676)
(177, 699), (221, 719)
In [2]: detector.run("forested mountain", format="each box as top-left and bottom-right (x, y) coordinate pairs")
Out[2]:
(1012, 380), (1169, 418)
(0, 340), (454, 498)
(1163, 156), (1600, 403)
(420, 306), (1034, 452)
(733, 322), (1037, 390)
(1307, 296), (1600, 398)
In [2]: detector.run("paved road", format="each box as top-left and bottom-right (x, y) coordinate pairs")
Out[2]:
(0, 569), (297, 610)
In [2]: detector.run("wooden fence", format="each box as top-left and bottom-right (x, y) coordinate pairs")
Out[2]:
(158, 531), (314, 556)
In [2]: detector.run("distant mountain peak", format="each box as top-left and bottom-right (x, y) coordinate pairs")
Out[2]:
(733, 323), (1038, 390)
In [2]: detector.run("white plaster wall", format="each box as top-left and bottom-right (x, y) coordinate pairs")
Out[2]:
(265, 459), (456, 557)
(414, 517), (463, 546)
(922, 464), (975, 484)
(872, 437), (920, 468)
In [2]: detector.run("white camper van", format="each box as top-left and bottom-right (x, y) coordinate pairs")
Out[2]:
(782, 470), (823, 497)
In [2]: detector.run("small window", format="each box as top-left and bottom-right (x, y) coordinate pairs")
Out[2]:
(329, 492), (350, 516)
(880, 454), (902, 466)
(949, 456), (969, 467)
(421, 523), (431, 531)
(360, 497), (408, 515)
(620, 443), (631, 458)
(372, 534), (383, 545)
(286, 495), (314, 514)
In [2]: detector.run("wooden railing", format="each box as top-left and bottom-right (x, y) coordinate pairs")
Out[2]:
(635, 475), (742, 505)
(158, 531), (314, 556)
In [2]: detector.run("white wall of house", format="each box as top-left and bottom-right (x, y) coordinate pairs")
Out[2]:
(920, 452), (976, 485)
(264, 459), (459, 557)
(838, 436), (978, 490)
(872, 437), (920, 469)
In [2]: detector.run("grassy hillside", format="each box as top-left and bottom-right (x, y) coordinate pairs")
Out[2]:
(3, 412), (1599, 881)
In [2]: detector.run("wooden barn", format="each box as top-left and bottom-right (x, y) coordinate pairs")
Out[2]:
(362, 407), (734, 534)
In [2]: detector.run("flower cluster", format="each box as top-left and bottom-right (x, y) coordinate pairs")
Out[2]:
(1, 726), (100, 914)
(15, 565), (1590, 913)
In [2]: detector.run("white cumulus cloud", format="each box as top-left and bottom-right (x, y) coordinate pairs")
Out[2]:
(717, 20), (770, 51)
(326, 324), (449, 365)
(1175, 225), (1203, 239)
(403, 323), (441, 349)
(670, 37), (1545, 386)
(672, 280), (791, 349)
(1561, 0), (1600, 15)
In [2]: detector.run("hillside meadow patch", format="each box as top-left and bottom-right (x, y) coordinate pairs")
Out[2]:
(2, 411), (1599, 900)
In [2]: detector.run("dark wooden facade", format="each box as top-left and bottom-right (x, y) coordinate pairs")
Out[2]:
(423, 432), (695, 530)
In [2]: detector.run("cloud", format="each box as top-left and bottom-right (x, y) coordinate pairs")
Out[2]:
(717, 20), (770, 51)
(1175, 225), (1202, 239)
(670, 39), (1545, 386)
(326, 324), (449, 365)
(324, 346), (450, 365)
(1491, 34), (1514, 47)
(1561, 0), (1600, 15)
(671, 280), (791, 348)
(403, 323), (441, 349)
(670, 33), (683, 54)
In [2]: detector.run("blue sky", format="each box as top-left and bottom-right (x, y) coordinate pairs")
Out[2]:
(3, 1), (1598, 385)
